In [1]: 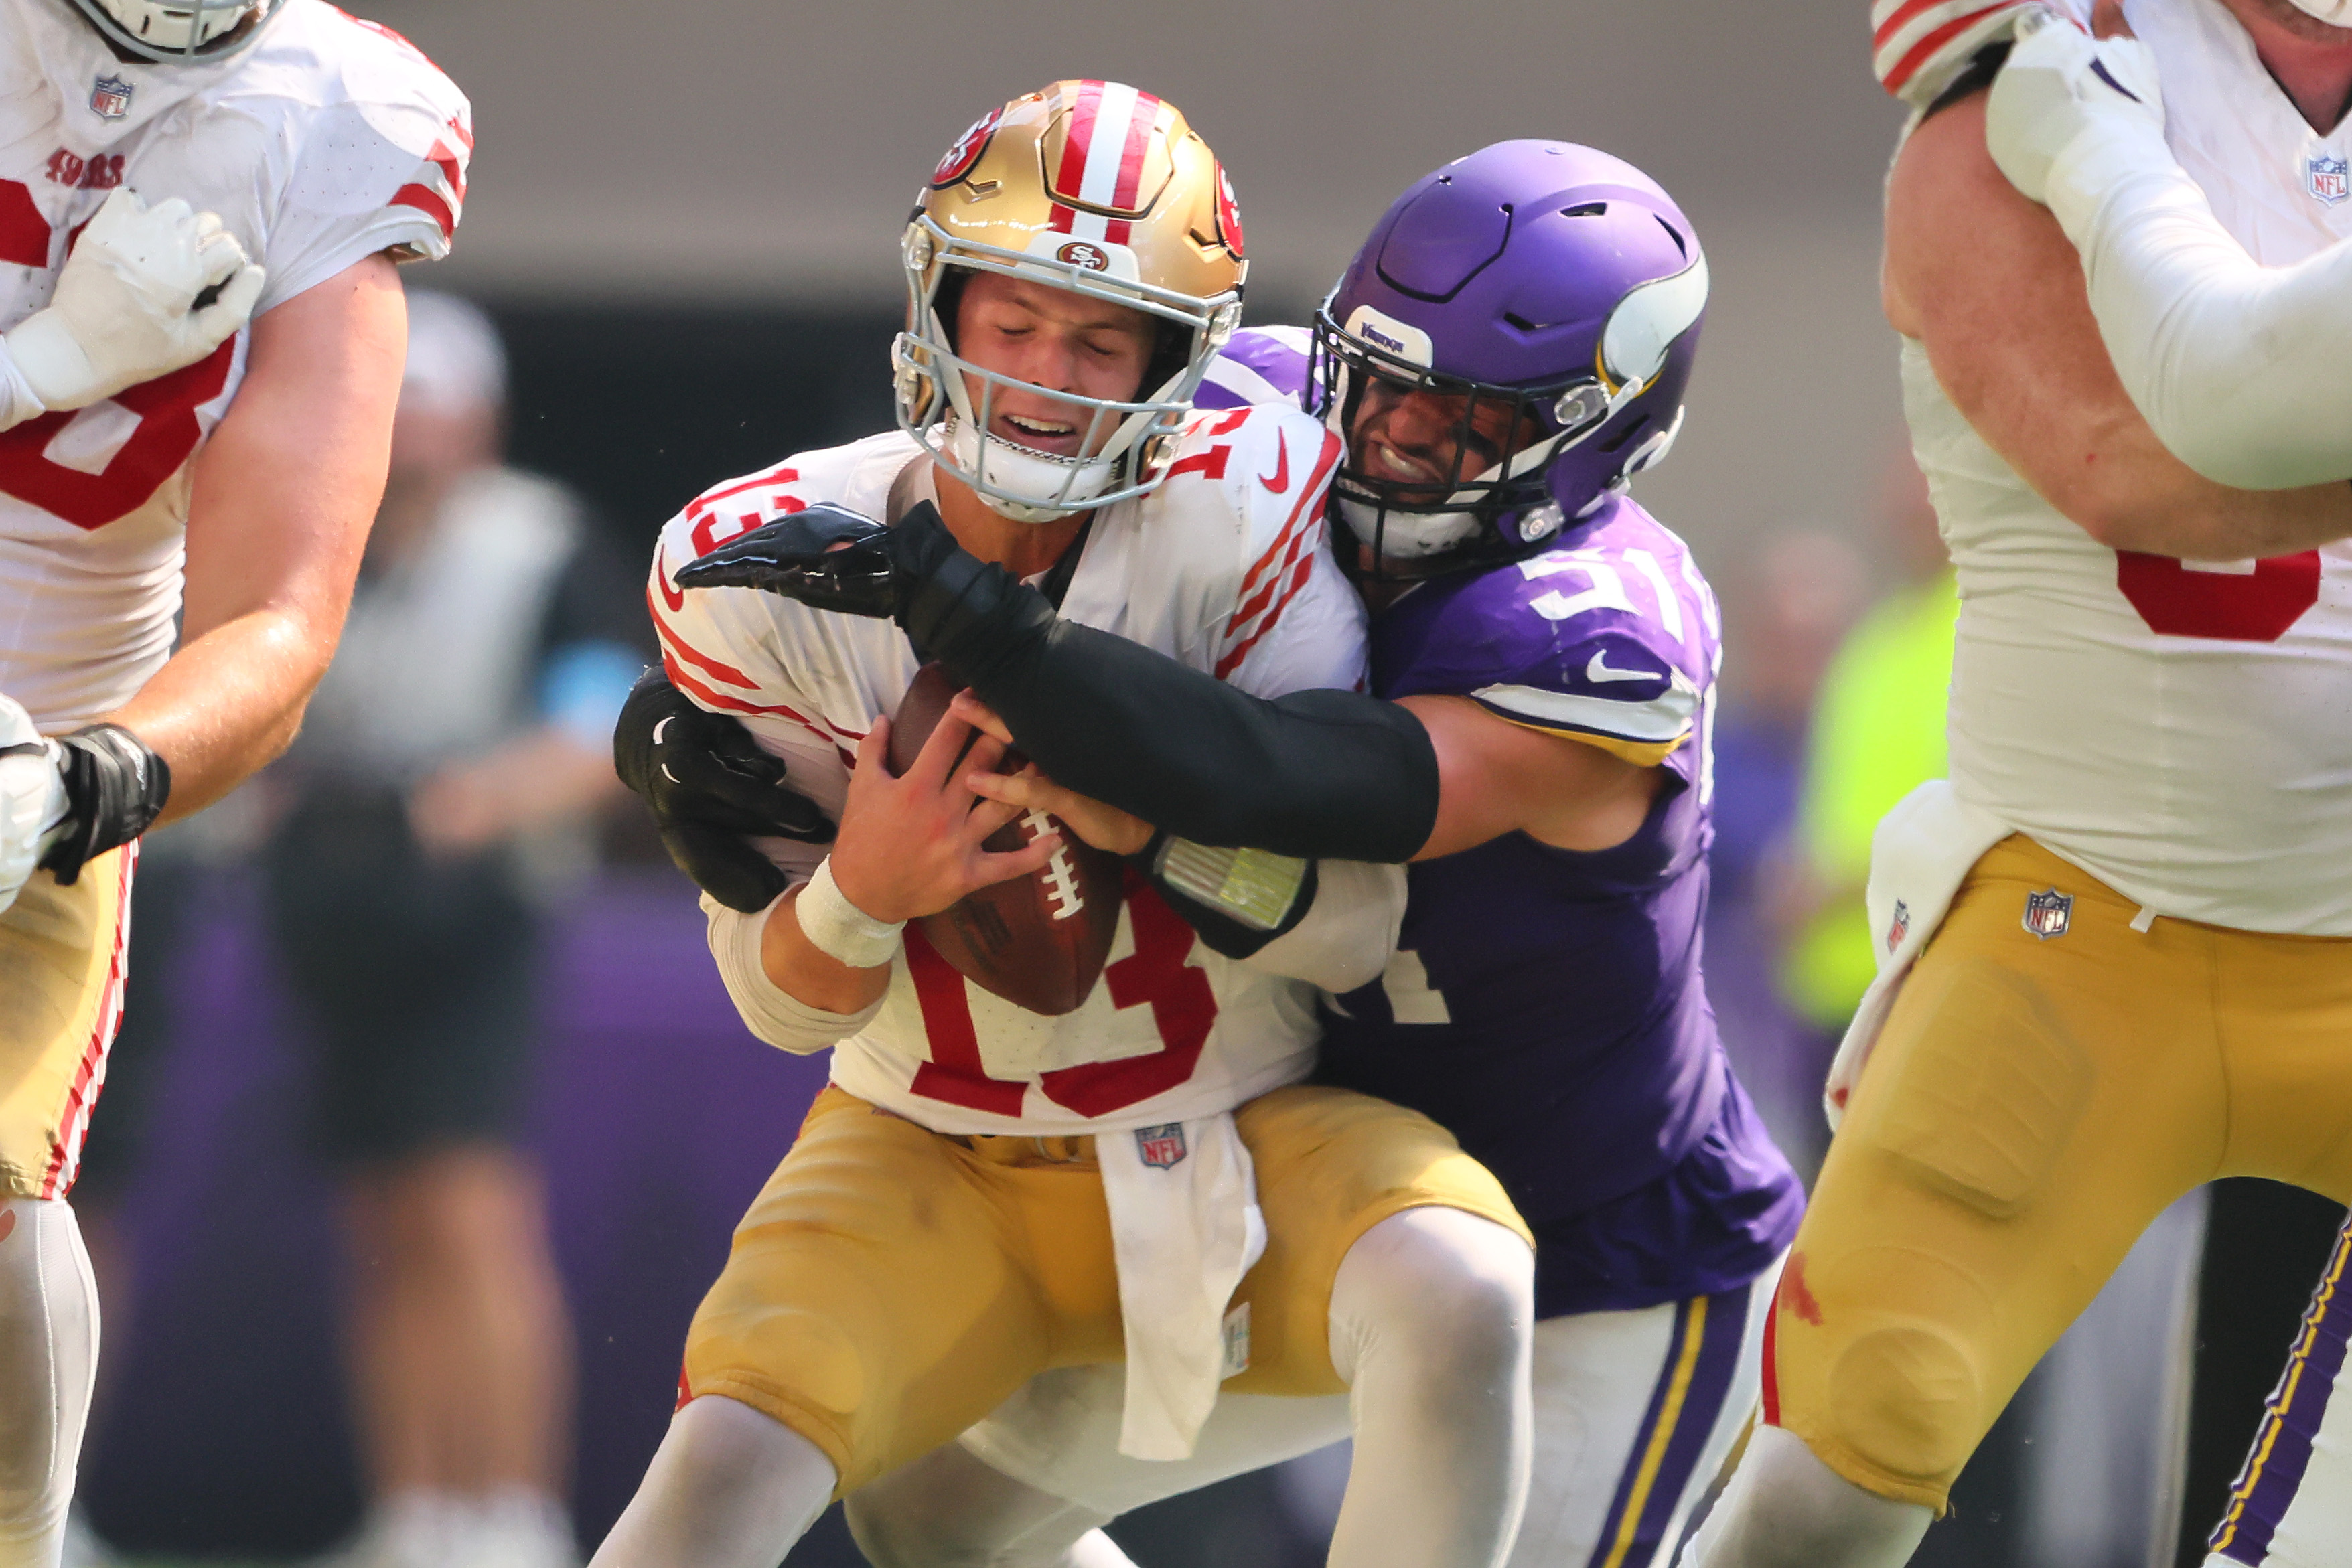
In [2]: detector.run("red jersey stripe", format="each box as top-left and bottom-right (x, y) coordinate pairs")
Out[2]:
(646, 588), (760, 690)
(390, 184), (455, 242)
(1214, 551), (1319, 681)
(1881, 3), (2015, 94)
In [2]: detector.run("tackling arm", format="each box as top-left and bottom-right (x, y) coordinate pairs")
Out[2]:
(1885, 92), (2352, 557)
(104, 254), (406, 821)
(1987, 21), (2352, 491)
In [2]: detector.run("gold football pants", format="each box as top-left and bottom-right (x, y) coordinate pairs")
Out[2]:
(0, 849), (133, 1200)
(680, 1081), (1529, 1494)
(1768, 834), (2352, 1512)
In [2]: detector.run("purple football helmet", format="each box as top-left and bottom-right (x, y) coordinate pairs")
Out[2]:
(1310, 140), (1708, 577)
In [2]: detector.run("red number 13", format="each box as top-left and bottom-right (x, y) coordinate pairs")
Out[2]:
(905, 872), (1219, 1119)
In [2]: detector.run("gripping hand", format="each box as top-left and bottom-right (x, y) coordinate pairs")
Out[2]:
(1987, 9), (2166, 208)
(5, 187), (266, 414)
(612, 670), (834, 913)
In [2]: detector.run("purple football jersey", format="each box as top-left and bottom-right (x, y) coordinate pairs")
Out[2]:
(1207, 329), (1802, 1316)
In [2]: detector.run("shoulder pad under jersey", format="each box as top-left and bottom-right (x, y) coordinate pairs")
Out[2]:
(1138, 402), (1346, 678)
(207, 1), (475, 305)
(1385, 496), (1721, 766)
(1197, 325), (1315, 412)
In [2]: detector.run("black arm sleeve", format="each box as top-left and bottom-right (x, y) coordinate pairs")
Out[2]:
(904, 546), (1439, 864)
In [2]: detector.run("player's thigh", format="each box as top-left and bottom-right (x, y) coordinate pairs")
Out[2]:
(0, 851), (130, 1200)
(1225, 1083), (1530, 1397)
(1775, 840), (2226, 1513)
(683, 1088), (1117, 1494)
(2214, 927), (2352, 1204)
(955, 1362), (1351, 1520)
(1512, 1265), (1775, 1568)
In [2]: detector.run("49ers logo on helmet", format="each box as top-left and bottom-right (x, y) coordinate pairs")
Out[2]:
(1214, 163), (1245, 259)
(1055, 240), (1111, 272)
(930, 107), (1003, 189)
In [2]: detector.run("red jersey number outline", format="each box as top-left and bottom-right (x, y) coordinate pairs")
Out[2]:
(905, 872), (1218, 1119)
(2115, 549), (2323, 642)
(0, 176), (238, 531)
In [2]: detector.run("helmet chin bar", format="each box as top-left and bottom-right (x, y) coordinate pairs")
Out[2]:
(68, 0), (279, 62)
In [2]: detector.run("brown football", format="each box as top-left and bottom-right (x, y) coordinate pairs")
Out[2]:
(888, 662), (1124, 1015)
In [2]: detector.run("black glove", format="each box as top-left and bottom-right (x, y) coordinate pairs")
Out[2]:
(672, 501), (909, 618)
(612, 670), (834, 913)
(39, 724), (170, 886)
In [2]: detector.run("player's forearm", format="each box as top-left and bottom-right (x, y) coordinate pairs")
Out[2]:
(2011, 408), (2352, 558)
(760, 885), (893, 1014)
(100, 603), (335, 821)
(2051, 135), (2352, 492)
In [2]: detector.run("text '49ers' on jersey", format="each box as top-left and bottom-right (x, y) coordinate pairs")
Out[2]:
(650, 404), (1374, 1137)
(0, 0), (470, 732)
(1897, 0), (2352, 935)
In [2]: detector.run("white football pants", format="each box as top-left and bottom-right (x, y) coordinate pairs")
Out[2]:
(847, 1245), (1778, 1568)
(0, 1198), (98, 1568)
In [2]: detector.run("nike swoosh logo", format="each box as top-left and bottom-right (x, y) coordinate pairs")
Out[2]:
(1260, 433), (1290, 494)
(1586, 650), (1662, 684)
(656, 547), (686, 613)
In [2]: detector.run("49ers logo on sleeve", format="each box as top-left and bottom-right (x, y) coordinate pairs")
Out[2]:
(1214, 163), (1244, 259)
(931, 106), (1003, 189)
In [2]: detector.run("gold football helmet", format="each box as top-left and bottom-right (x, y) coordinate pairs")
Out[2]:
(896, 80), (1248, 522)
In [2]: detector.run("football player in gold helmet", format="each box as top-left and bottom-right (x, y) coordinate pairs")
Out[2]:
(593, 82), (1538, 1568)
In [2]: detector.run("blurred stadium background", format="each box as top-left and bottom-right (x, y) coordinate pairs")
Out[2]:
(78, 4), (2348, 1567)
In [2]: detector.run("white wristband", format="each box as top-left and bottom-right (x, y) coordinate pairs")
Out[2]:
(794, 857), (905, 969)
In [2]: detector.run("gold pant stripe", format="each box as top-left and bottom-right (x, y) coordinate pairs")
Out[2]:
(0, 846), (133, 1200)
(680, 1083), (1528, 1494)
(1771, 834), (2352, 1513)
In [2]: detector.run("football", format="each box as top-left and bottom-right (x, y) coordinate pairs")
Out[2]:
(888, 662), (1124, 1015)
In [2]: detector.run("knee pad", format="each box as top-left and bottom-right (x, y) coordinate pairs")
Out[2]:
(0, 1198), (96, 1548)
(1825, 1323), (1981, 1484)
(1328, 1207), (1533, 1387)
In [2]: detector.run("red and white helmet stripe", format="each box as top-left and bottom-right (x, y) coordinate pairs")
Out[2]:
(1047, 80), (1165, 246)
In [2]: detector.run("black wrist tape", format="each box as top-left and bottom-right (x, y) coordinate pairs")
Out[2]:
(40, 724), (169, 885)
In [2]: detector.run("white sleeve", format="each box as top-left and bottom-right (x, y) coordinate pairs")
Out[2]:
(703, 890), (883, 1054)
(2020, 47), (2352, 487)
(1242, 860), (1406, 992)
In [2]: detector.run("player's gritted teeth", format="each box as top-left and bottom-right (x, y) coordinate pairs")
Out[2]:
(994, 404), (1090, 458)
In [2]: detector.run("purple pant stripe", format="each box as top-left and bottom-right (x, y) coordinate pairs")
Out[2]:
(1582, 1277), (1754, 1568)
(2209, 1217), (2352, 1565)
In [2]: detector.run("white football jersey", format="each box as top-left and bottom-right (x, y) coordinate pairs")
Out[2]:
(1905, 0), (2352, 935)
(0, 0), (469, 731)
(653, 406), (1372, 1135)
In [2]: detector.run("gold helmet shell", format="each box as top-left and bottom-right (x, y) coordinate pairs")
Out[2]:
(896, 80), (1248, 522)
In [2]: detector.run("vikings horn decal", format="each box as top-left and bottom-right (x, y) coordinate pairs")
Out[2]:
(1599, 252), (1710, 394)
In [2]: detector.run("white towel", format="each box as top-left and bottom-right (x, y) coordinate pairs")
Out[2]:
(1094, 1111), (1267, 1460)
(1822, 780), (2010, 1131)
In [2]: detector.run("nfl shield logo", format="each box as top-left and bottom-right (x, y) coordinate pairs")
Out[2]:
(1885, 899), (1911, 955)
(1134, 1124), (1187, 1169)
(2023, 889), (2074, 941)
(90, 74), (133, 121)
(2308, 153), (2349, 207)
